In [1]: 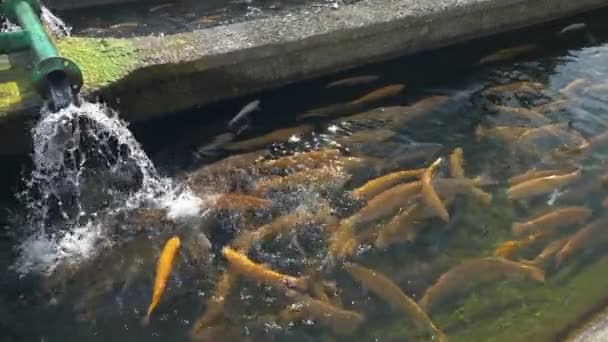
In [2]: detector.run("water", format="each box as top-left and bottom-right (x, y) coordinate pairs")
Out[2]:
(41, 6), (72, 38)
(5, 9), (608, 342)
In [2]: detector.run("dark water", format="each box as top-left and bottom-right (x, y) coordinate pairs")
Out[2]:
(56, 0), (357, 38)
(4, 8), (608, 342)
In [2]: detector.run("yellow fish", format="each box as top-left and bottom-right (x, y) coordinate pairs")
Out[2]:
(559, 78), (590, 94)
(375, 204), (420, 248)
(479, 44), (537, 64)
(512, 206), (592, 236)
(351, 168), (425, 200)
(507, 168), (581, 200)
(422, 158), (449, 222)
(344, 262), (446, 342)
(508, 167), (576, 186)
(143, 236), (181, 325)
(222, 247), (308, 291)
(349, 84), (405, 105)
(520, 238), (568, 270)
(475, 125), (528, 143)
(494, 228), (557, 259)
(419, 257), (544, 313)
(485, 104), (550, 125)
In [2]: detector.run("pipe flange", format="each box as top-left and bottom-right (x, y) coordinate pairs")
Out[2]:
(32, 56), (84, 99)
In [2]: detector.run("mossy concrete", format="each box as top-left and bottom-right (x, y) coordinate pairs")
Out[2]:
(1, 0), (608, 154)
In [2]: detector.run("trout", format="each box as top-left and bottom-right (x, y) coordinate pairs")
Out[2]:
(349, 84), (405, 105)
(351, 181), (422, 225)
(512, 206), (592, 236)
(222, 247), (308, 291)
(254, 167), (352, 194)
(479, 44), (537, 64)
(533, 99), (571, 114)
(351, 168), (425, 200)
(556, 217), (608, 267)
(422, 158), (450, 222)
(508, 167), (577, 186)
(475, 125), (528, 142)
(560, 78), (590, 94)
(344, 262), (446, 342)
(486, 104), (551, 125)
(191, 271), (237, 337)
(284, 290), (365, 335)
(326, 75), (379, 88)
(506, 169), (581, 200)
(449, 147), (465, 178)
(212, 193), (272, 212)
(262, 149), (342, 171)
(494, 228), (558, 259)
(481, 81), (544, 96)
(419, 257), (545, 312)
(375, 204), (420, 248)
(143, 236), (181, 325)
(521, 238), (568, 270)
(225, 125), (313, 151)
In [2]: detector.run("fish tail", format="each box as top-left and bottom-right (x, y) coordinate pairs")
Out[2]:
(528, 265), (546, 283)
(472, 187), (492, 206)
(141, 312), (151, 326)
(475, 125), (486, 141)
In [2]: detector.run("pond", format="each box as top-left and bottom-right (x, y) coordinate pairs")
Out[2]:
(3, 7), (608, 342)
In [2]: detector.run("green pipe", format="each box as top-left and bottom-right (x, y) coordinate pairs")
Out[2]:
(12, 0), (58, 63)
(0, 30), (29, 53)
(0, 0), (83, 102)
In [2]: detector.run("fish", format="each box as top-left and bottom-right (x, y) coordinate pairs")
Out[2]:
(232, 205), (337, 251)
(212, 193), (272, 212)
(485, 104), (551, 125)
(351, 181), (422, 225)
(109, 22), (139, 30)
(479, 44), (537, 64)
(224, 124), (313, 151)
(532, 99), (571, 114)
(560, 78), (590, 94)
(222, 247), (308, 291)
(143, 236), (181, 325)
(326, 75), (380, 88)
(556, 217), (608, 267)
(508, 167), (578, 186)
(434, 178), (493, 205)
(191, 271), (237, 337)
(344, 262), (446, 342)
(349, 84), (405, 105)
(422, 158), (449, 222)
(558, 23), (587, 35)
(149, 3), (175, 12)
(228, 100), (260, 130)
(334, 128), (395, 148)
(494, 228), (558, 259)
(512, 206), (592, 236)
(253, 166), (352, 194)
(284, 290), (365, 335)
(506, 168), (581, 200)
(351, 168), (425, 200)
(375, 204), (420, 248)
(475, 125), (528, 142)
(260, 149), (343, 171)
(517, 123), (575, 143)
(521, 238), (569, 270)
(449, 147), (465, 178)
(419, 257), (545, 313)
(481, 81), (545, 96)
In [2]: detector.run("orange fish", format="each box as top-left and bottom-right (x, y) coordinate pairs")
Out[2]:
(222, 247), (308, 291)
(479, 44), (537, 64)
(508, 167), (577, 186)
(143, 236), (181, 325)
(344, 262), (446, 341)
(422, 158), (449, 222)
(191, 270), (236, 337)
(512, 206), (592, 236)
(351, 168), (425, 200)
(419, 257), (544, 313)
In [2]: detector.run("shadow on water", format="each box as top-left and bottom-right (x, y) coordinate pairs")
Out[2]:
(5, 5), (608, 342)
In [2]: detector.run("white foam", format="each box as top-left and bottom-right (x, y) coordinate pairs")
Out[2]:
(41, 6), (72, 37)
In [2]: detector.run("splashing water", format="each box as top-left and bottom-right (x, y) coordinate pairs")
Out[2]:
(14, 101), (203, 276)
(41, 6), (72, 37)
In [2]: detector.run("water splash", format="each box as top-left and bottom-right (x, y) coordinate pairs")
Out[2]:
(41, 6), (72, 37)
(14, 101), (203, 276)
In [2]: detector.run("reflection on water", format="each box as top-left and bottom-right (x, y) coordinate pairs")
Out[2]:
(6, 11), (608, 342)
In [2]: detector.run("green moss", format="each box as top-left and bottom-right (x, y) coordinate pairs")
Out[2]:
(57, 36), (139, 92)
(0, 66), (37, 116)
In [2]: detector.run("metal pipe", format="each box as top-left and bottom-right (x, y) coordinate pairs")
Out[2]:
(0, 30), (29, 53)
(12, 0), (58, 63)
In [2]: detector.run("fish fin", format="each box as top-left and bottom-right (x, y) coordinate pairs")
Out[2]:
(141, 314), (151, 327)
(528, 265), (546, 283)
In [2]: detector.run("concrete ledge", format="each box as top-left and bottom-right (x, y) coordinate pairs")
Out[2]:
(1, 0), (608, 154)
(44, 0), (158, 10)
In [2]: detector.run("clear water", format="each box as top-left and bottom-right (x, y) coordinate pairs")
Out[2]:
(4, 9), (608, 342)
